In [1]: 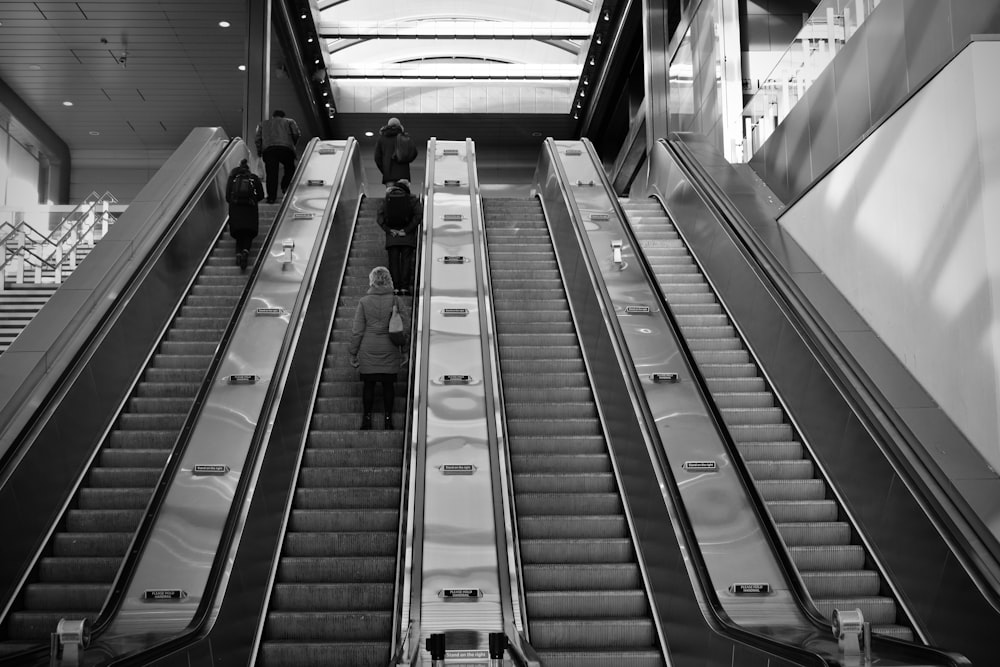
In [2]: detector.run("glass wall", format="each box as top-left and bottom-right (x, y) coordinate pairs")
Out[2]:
(0, 114), (43, 210)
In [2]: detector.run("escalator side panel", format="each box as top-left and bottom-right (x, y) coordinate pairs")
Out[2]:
(0, 136), (246, 614)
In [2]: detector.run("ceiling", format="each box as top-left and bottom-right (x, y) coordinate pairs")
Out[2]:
(0, 0), (592, 164)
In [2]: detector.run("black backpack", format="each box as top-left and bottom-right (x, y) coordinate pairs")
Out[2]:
(393, 134), (418, 163)
(384, 186), (411, 229)
(228, 171), (258, 205)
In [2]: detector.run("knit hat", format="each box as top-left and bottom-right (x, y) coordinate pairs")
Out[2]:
(387, 117), (402, 128)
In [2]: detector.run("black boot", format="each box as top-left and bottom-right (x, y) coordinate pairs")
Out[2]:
(361, 413), (372, 430)
(384, 414), (394, 430)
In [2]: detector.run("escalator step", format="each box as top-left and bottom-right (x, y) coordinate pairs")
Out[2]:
(506, 419), (601, 437)
(295, 467), (401, 488)
(64, 509), (143, 532)
(801, 571), (881, 597)
(517, 516), (627, 539)
(531, 649), (663, 667)
(777, 521), (851, 546)
(511, 454), (611, 474)
(529, 619), (656, 649)
(293, 488), (400, 509)
(813, 598), (898, 624)
(277, 557), (395, 583)
(519, 538), (634, 564)
(278, 532), (396, 558)
(270, 583), (393, 610)
(789, 545), (866, 571)
(526, 590), (650, 618)
(522, 563), (641, 590)
(52, 532), (131, 557)
(508, 435), (608, 455)
(504, 402), (597, 419)
(133, 382), (202, 398)
(756, 479), (826, 501)
(766, 500), (838, 523)
(746, 459), (814, 480)
(76, 488), (153, 510)
(515, 473), (616, 494)
(37, 557), (120, 582)
(87, 467), (162, 487)
(99, 449), (171, 467)
(22, 583), (108, 610)
(263, 612), (392, 641)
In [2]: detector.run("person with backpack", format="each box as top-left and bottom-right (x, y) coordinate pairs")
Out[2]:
(376, 179), (422, 295)
(254, 109), (301, 203)
(374, 117), (418, 186)
(225, 159), (265, 270)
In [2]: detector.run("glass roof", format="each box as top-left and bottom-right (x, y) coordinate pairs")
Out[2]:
(315, 0), (601, 114)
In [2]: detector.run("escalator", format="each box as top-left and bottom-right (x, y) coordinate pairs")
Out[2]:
(483, 197), (663, 667)
(257, 196), (408, 666)
(620, 198), (911, 639)
(0, 204), (277, 654)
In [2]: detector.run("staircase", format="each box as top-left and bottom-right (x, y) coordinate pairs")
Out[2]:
(258, 197), (408, 666)
(483, 197), (663, 667)
(620, 197), (911, 639)
(0, 205), (277, 654)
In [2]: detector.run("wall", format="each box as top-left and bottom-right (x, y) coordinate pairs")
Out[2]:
(779, 39), (1000, 470)
(749, 0), (1000, 204)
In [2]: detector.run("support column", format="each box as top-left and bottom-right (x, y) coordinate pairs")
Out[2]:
(642, 0), (672, 149)
(244, 0), (271, 152)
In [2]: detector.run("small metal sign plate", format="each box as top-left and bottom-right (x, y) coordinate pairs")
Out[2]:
(576, 180), (595, 187)
(624, 305), (651, 314)
(293, 213), (314, 219)
(651, 372), (679, 383)
(442, 374), (472, 384)
(227, 374), (259, 385)
(443, 148), (460, 156)
(442, 308), (469, 317)
(448, 651), (490, 659)
(318, 147), (337, 154)
(729, 583), (771, 595)
(440, 588), (482, 600)
(282, 240), (296, 249)
(442, 255), (467, 264)
(143, 589), (187, 601)
(193, 464), (230, 475)
(306, 179), (325, 186)
(682, 460), (718, 472)
(440, 464), (477, 475)
(591, 213), (610, 221)
(565, 148), (582, 156)
(256, 307), (285, 317)
(443, 213), (464, 221)
(443, 179), (462, 187)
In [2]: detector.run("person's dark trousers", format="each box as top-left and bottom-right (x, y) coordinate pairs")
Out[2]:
(232, 231), (255, 254)
(262, 146), (296, 202)
(387, 246), (415, 292)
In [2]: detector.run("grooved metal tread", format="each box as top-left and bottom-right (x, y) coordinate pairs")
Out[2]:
(484, 197), (664, 665)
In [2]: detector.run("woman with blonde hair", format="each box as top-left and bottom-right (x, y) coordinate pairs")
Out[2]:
(349, 266), (409, 429)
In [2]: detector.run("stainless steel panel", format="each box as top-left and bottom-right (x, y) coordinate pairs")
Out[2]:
(831, 36), (873, 156)
(103, 141), (349, 643)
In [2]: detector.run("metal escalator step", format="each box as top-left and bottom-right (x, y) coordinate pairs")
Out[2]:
(270, 583), (393, 610)
(75, 488), (153, 510)
(520, 538), (635, 564)
(133, 382), (201, 398)
(293, 488), (400, 510)
(64, 509), (143, 532)
(52, 532), (131, 557)
(4, 612), (100, 641)
(302, 448), (401, 468)
(288, 509), (398, 532)
(263, 612), (392, 641)
(871, 626), (914, 641)
(499, 333), (579, 347)
(504, 402), (597, 419)
(777, 521), (851, 546)
(166, 328), (224, 342)
(511, 454), (611, 474)
(518, 516), (627, 539)
(755, 479), (826, 501)
(23, 583), (108, 610)
(736, 440), (803, 460)
(295, 467), (401, 488)
(280, 532), (397, 558)
(496, 372), (590, 389)
(526, 590), (650, 618)
(789, 545), (866, 571)
(712, 392), (774, 408)
(728, 423), (794, 441)
(126, 397), (193, 413)
(277, 557), (396, 583)
(532, 649), (663, 667)
(495, 310), (572, 324)
(529, 618), (656, 649)
(506, 418), (602, 437)
(675, 313), (730, 327)
(515, 473), (617, 494)
(698, 362), (757, 378)
(691, 348), (750, 364)
(746, 459), (814, 479)
(306, 430), (402, 448)
(522, 563), (641, 590)
(149, 354), (213, 369)
(38, 557), (120, 582)
(508, 435), (607, 455)
(142, 368), (207, 383)
(115, 413), (187, 430)
(108, 430), (178, 449)
(87, 467), (161, 488)
(493, 299), (569, 311)
(500, 346), (581, 360)
(766, 500), (838, 523)
(678, 325), (738, 341)
(801, 571), (881, 597)
(516, 492), (622, 515)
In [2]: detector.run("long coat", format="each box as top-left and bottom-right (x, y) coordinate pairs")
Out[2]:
(373, 124), (413, 184)
(376, 194), (422, 249)
(225, 168), (264, 237)
(349, 286), (410, 374)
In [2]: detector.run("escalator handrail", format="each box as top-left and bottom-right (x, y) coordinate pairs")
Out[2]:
(0, 136), (245, 667)
(589, 138), (969, 666)
(541, 138), (830, 667)
(102, 138), (359, 665)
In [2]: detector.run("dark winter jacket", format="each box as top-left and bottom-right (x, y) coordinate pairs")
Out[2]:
(225, 167), (265, 237)
(255, 116), (300, 154)
(349, 286), (410, 374)
(376, 194), (422, 249)
(374, 124), (414, 184)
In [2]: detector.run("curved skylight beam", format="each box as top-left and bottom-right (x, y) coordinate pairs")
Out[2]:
(318, 0), (593, 13)
(326, 38), (577, 64)
(318, 20), (593, 40)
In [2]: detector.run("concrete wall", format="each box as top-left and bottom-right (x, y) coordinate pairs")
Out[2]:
(779, 39), (1000, 470)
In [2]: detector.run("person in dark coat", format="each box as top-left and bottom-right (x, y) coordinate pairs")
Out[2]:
(376, 179), (422, 295)
(373, 117), (416, 186)
(224, 159), (265, 270)
(349, 266), (410, 430)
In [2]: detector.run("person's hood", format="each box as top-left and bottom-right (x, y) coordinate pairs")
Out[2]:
(379, 124), (402, 137)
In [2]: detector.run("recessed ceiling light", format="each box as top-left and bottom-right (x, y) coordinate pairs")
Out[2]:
(218, 21), (230, 28)
(62, 101), (73, 107)
(364, 131), (374, 137)
(89, 131), (100, 136)
(238, 65), (247, 71)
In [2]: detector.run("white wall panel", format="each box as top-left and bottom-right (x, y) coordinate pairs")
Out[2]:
(780, 42), (1000, 469)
